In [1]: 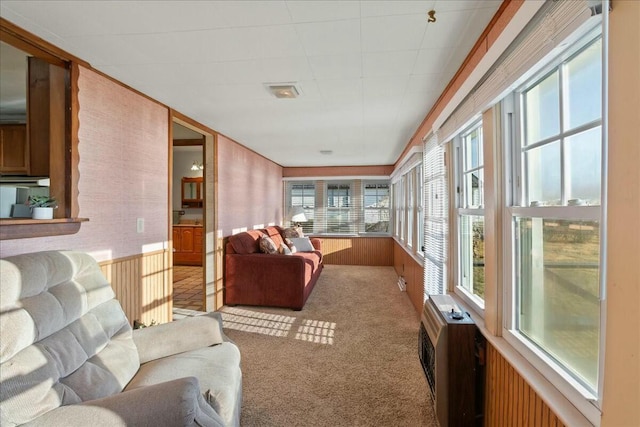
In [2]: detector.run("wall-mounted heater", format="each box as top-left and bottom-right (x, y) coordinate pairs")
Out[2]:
(418, 294), (484, 427)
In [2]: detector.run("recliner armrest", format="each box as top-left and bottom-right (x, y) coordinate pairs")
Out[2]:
(23, 377), (225, 427)
(133, 312), (230, 364)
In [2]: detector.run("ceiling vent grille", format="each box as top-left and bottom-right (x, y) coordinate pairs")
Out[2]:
(265, 83), (300, 99)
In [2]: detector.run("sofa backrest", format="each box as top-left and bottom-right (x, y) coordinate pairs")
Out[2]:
(262, 226), (285, 249)
(227, 229), (264, 254)
(227, 226), (286, 255)
(0, 251), (140, 426)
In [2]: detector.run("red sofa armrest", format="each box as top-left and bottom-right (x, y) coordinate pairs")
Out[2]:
(310, 238), (322, 252)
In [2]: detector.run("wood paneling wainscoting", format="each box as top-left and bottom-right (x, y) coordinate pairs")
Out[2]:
(99, 250), (172, 326)
(393, 240), (424, 314)
(319, 236), (393, 266)
(485, 343), (566, 427)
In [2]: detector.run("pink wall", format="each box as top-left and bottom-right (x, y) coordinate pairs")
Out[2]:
(216, 134), (283, 236)
(0, 66), (169, 262)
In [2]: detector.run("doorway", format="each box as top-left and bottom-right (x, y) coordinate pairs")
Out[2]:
(172, 122), (205, 313)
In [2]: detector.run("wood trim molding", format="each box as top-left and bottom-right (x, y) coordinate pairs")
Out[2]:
(173, 138), (204, 146)
(394, 0), (523, 168)
(0, 17), (89, 67)
(70, 62), (80, 218)
(0, 18), (87, 240)
(0, 218), (88, 240)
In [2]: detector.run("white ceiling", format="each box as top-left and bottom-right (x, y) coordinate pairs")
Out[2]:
(0, 0), (501, 167)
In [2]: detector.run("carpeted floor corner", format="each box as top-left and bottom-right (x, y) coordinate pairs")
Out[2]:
(220, 265), (437, 427)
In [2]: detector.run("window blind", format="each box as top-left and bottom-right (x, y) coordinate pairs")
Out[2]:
(437, 0), (597, 144)
(423, 133), (448, 299)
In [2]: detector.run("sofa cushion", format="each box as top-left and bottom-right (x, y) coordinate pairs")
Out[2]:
(125, 343), (242, 427)
(293, 251), (322, 274)
(228, 229), (264, 254)
(262, 226), (285, 249)
(259, 234), (279, 254)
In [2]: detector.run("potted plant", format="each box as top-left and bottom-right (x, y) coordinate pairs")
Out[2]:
(26, 195), (57, 220)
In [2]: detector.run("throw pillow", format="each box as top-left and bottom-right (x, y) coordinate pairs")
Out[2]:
(259, 234), (279, 254)
(284, 238), (297, 254)
(279, 242), (293, 255)
(289, 237), (314, 252)
(283, 226), (304, 238)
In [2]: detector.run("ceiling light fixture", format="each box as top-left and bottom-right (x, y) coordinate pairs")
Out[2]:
(191, 161), (203, 171)
(266, 83), (300, 99)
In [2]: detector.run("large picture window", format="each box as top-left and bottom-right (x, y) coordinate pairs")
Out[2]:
(507, 34), (603, 395)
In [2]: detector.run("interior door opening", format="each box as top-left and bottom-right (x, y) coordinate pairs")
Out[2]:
(172, 121), (206, 313)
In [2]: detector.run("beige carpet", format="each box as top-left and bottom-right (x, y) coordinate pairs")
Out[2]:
(219, 265), (436, 427)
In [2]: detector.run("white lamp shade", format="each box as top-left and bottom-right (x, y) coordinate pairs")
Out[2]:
(290, 206), (307, 223)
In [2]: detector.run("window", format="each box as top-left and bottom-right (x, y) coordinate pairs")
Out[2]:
(399, 175), (406, 241)
(326, 182), (353, 233)
(364, 182), (390, 233)
(423, 138), (446, 297)
(406, 171), (414, 247)
(506, 35), (603, 395)
(393, 181), (401, 238)
(455, 122), (485, 304)
(416, 165), (424, 256)
(289, 183), (315, 234)
(391, 157), (423, 258)
(285, 179), (390, 236)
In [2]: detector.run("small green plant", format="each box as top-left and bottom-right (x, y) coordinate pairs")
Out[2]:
(26, 195), (57, 208)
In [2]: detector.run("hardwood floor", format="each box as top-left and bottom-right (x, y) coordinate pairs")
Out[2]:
(173, 265), (203, 311)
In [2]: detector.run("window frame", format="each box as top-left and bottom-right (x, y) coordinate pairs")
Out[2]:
(325, 181), (354, 234)
(287, 181), (316, 234)
(390, 157), (424, 262)
(502, 31), (605, 418)
(453, 119), (486, 310)
(362, 181), (391, 235)
(0, 20), (85, 240)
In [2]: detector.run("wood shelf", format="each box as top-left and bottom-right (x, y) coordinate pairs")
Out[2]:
(0, 217), (89, 240)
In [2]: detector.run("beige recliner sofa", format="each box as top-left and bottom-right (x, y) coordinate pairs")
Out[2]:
(0, 250), (242, 427)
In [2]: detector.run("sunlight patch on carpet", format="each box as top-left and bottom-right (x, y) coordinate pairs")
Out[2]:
(295, 319), (335, 345)
(220, 307), (336, 345)
(221, 307), (295, 337)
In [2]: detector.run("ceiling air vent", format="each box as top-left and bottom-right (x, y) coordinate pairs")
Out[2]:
(265, 83), (300, 99)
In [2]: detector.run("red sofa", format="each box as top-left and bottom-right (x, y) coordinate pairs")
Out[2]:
(224, 226), (323, 310)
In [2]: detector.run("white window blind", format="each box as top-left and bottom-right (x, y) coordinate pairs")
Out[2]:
(286, 179), (389, 235)
(423, 134), (448, 299)
(287, 182), (316, 234)
(437, 0), (597, 144)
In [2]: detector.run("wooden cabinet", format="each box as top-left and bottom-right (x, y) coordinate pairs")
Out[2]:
(173, 225), (202, 266)
(0, 124), (29, 174)
(181, 177), (203, 208)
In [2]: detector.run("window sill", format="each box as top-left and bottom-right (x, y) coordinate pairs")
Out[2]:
(0, 218), (89, 240)
(309, 233), (392, 238)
